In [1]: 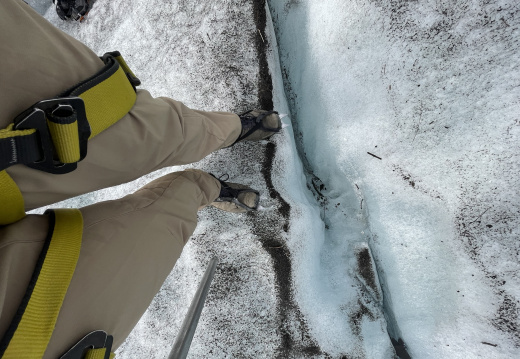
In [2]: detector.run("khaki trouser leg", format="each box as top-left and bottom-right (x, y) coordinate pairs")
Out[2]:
(0, 169), (221, 358)
(0, 0), (243, 355)
(9, 91), (240, 210)
(0, 0), (241, 210)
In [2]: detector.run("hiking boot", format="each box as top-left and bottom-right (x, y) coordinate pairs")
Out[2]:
(232, 110), (282, 145)
(54, 0), (92, 21)
(210, 174), (260, 213)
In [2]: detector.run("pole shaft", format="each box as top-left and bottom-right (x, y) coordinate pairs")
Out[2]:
(168, 257), (218, 359)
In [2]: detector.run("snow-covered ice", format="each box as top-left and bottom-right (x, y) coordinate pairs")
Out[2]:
(269, 0), (520, 357)
(25, 0), (520, 357)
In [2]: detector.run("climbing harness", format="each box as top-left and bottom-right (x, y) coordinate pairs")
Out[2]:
(0, 51), (140, 226)
(0, 209), (114, 358)
(0, 51), (139, 358)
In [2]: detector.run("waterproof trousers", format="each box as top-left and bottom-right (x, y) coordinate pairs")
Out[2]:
(0, 0), (242, 358)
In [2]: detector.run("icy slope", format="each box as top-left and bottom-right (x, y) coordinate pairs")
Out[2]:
(268, 0), (520, 358)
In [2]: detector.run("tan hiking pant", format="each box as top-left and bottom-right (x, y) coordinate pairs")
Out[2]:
(0, 0), (242, 357)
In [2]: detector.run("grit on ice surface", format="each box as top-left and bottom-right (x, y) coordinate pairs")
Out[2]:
(269, 0), (519, 358)
(28, 0), (519, 358)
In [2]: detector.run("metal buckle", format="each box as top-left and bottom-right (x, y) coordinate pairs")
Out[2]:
(13, 97), (91, 174)
(60, 330), (113, 359)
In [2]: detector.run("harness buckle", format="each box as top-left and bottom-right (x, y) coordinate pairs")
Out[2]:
(13, 97), (91, 174)
(60, 330), (113, 359)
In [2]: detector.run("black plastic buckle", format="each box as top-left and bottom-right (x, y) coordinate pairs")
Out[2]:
(13, 97), (91, 174)
(60, 330), (113, 359)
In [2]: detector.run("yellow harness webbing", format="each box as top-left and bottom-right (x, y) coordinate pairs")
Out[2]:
(0, 171), (25, 225)
(77, 61), (137, 139)
(84, 348), (115, 359)
(0, 209), (83, 358)
(0, 52), (138, 226)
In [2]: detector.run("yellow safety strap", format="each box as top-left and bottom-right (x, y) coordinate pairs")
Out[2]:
(0, 171), (25, 226)
(112, 54), (140, 91)
(80, 64), (137, 139)
(47, 118), (81, 164)
(84, 348), (116, 359)
(0, 52), (138, 226)
(0, 124), (36, 225)
(0, 209), (83, 358)
(0, 123), (36, 139)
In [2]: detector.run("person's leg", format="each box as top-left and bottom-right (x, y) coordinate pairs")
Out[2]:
(0, 0), (241, 210)
(8, 90), (241, 210)
(0, 169), (222, 358)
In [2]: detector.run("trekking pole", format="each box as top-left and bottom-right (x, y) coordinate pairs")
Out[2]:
(168, 257), (218, 359)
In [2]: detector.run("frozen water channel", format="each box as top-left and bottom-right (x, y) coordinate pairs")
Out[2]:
(27, 0), (520, 358)
(268, 0), (520, 358)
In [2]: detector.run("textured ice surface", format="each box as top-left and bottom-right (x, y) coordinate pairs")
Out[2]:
(269, 0), (520, 357)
